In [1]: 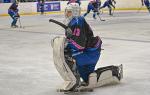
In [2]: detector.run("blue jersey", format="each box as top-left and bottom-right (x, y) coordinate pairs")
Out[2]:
(67, 16), (94, 50)
(8, 3), (19, 17)
(66, 16), (102, 56)
(104, 0), (115, 5)
(66, 16), (102, 82)
(100, 0), (116, 9)
(96, 0), (101, 7)
(8, 3), (18, 12)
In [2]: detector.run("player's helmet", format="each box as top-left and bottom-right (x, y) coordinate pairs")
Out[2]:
(65, 3), (81, 20)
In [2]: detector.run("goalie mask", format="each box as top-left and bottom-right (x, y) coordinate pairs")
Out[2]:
(65, 3), (81, 22)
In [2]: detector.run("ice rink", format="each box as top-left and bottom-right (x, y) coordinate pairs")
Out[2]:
(0, 11), (150, 95)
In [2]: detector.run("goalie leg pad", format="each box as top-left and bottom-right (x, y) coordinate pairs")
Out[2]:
(96, 70), (120, 87)
(53, 37), (78, 90)
(86, 65), (123, 88)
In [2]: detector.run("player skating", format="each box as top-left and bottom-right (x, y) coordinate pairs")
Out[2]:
(141, 0), (150, 13)
(99, 0), (116, 15)
(37, 0), (45, 15)
(8, 1), (20, 28)
(50, 3), (123, 92)
(83, 0), (101, 19)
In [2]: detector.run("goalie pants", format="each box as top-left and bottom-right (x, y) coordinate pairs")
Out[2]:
(73, 48), (100, 83)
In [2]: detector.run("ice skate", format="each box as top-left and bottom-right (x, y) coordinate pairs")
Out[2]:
(11, 25), (18, 28)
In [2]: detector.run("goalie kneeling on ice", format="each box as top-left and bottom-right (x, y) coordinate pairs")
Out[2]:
(52, 37), (123, 91)
(51, 3), (122, 91)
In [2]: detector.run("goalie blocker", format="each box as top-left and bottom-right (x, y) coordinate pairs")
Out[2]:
(52, 37), (123, 91)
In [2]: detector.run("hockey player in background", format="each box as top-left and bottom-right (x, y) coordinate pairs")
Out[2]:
(8, 1), (20, 28)
(37, 0), (45, 15)
(51, 3), (123, 91)
(99, 0), (116, 15)
(83, 0), (101, 19)
(141, 0), (150, 13)
(96, 0), (102, 8)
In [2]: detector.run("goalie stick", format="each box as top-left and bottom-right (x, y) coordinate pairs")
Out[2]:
(49, 19), (68, 29)
(49, 19), (73, 37)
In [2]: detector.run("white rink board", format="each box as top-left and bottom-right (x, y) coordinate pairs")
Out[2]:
(0, 0), (144, 16)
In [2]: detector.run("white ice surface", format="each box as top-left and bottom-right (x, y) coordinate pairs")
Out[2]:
(0, 11), (150, 95)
